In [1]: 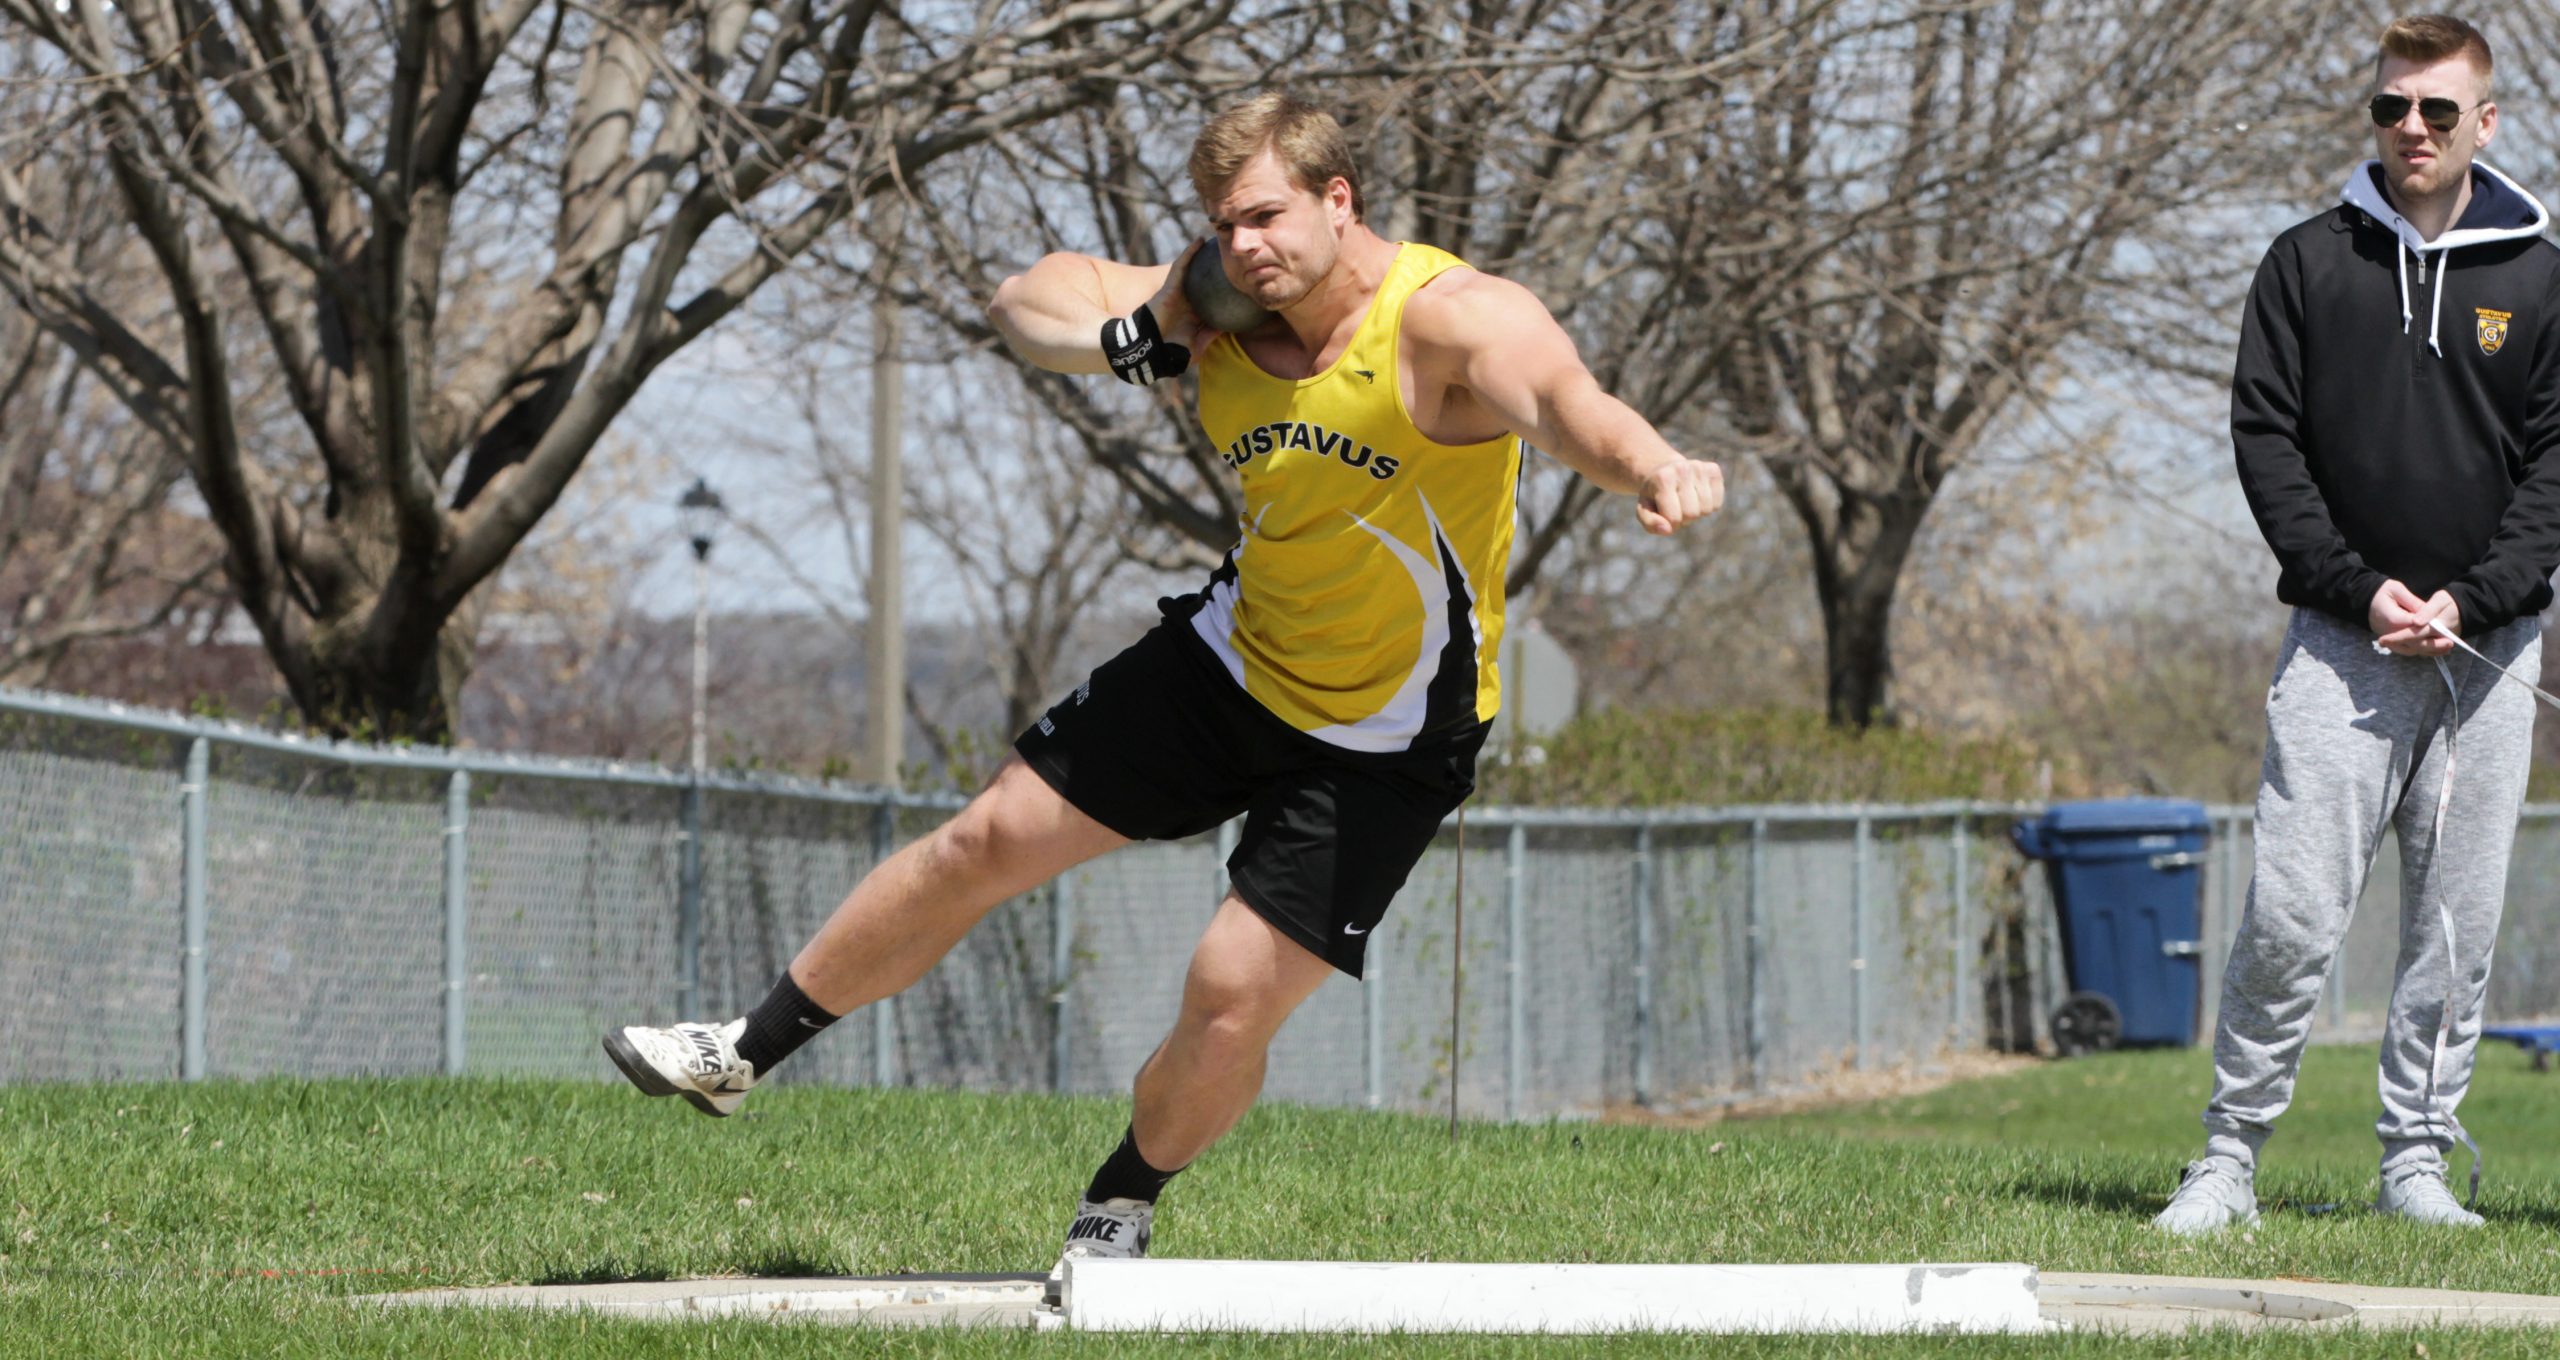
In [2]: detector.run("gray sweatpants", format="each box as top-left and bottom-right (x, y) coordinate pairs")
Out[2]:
(2204, 607), (2540, 1176)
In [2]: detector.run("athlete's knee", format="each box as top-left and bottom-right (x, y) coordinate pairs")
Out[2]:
(923, 779), (1032, 883)
(922, 760), (1086, 884)
(1177, 972), (1293, 1054)
(914, 802), (984, 877)
(1181, 1004), (1281, 1063)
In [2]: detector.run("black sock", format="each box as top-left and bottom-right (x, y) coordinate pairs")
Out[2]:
(1083, 1127), (1180, 1205)
(733, 970), (838, 1074)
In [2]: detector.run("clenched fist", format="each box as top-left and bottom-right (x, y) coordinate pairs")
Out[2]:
(1637, 458), (1725, 535)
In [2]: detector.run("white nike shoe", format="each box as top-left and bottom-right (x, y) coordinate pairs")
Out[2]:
(2151, 1157), (2258, 1236)
(602, 1018), (758, 1117)
(1043, 1196), (1154, 1308)
(2375, 1164), (2485, 1228)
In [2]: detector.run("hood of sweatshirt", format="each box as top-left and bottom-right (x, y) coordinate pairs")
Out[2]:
(2339, 160), (2550, 355)
(2341, 159), (2549, 251)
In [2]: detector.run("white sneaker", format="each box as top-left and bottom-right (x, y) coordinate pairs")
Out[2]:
(2375, 1165), (2484, 1228)
(1043, 1197), (1153, 1308)
(2152, 1157), (2258, 1236)
(602, 1019), (758, 1117)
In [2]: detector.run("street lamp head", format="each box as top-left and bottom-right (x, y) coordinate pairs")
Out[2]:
(678, 476), (725, 561)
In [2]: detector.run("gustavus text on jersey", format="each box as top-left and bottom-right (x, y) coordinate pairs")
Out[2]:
(1221, 420), (1404, 480)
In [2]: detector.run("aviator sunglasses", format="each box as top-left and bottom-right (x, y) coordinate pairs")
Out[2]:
(2368, 92), (2481, 133)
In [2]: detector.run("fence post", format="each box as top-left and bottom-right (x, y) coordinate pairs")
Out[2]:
(678, 782), (704, 1018)
(1995, 872), (2016, 1053)
(443, 771), (470, 1077)
(2325, 938), (2346, 1033)
(1051, 872), (1074, 1093)
(1746, 817), (1768, 1091)
(1215, 817), (1239, 900)
(180, 737), (209, 1083)
(1363, 811), (1384, 1110)
(1853, 815), (1872, 1071)
(1632, 822), (1655, 1109)
(1365, 935), (1385, 1111)
(872, 802), (899, 1087)
(1505, 821), (1527, 1121)
(2027, 869), (2052, 1052)
(1951, 814), (1972, 1051)
(2210, 811), (2243, 1037)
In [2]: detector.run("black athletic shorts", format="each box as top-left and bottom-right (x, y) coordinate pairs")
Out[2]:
(1015, 610), (1484, 977)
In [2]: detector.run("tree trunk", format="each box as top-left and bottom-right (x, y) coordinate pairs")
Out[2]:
(1779, 474), (1933, 731)
(294, 611), (477, 743)
(1821, 566), (1900, 730)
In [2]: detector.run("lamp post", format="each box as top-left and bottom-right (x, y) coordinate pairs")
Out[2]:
(675, 476), (723, 1020)
(678, 477), (725, 777)
(869, 298), (905, 790)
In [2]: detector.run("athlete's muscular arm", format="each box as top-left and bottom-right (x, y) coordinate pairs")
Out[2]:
(988, 247), (1204, 375)
(1410, 271), (1723, 535)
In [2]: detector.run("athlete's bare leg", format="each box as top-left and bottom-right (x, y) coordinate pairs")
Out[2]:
(788, 756), (1127, 1015)
(1128, 895), (1339, 1170)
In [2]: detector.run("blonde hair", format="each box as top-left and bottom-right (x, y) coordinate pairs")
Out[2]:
(1187, 93), (1365, 220)
(2377, 14), (2493, 94)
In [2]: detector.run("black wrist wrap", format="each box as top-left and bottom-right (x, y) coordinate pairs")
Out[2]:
(1103, 306), (1189, 386)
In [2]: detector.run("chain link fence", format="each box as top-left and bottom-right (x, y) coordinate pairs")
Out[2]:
(6, 686), (2557, 1114)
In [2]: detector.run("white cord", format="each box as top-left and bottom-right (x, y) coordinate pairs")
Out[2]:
(2419, 653), (2480, 1206)
(2417, 617), (2560, 711)
(2365, 616), (2526, 1205)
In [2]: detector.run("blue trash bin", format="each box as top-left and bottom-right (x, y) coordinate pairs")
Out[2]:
(2011, 799), (2210, 1055)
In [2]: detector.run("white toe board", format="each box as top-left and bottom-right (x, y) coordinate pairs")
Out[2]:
(1063, 1259), (2043, 1334)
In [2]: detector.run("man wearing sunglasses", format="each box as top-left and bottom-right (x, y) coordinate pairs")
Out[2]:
(2156, 14), (2560, 1236)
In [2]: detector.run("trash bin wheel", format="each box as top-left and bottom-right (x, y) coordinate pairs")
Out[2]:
(2050, 991), (2122, 1057)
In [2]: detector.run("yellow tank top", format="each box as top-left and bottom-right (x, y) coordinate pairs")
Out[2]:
(1187, 243), (1519, 753)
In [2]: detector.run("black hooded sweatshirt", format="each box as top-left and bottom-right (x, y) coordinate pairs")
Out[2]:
(2232, 159), (2560, 633)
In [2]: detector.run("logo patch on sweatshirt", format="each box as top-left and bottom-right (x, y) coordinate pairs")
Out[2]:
(2478, 308), (2512, 356)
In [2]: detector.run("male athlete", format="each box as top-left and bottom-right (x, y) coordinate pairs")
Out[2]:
(603, 93), (1723, 1291)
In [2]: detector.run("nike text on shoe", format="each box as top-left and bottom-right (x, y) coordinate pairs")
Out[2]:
(602, 1018), (758, 1117)
(1043, 1196), (1154, 1309)
(2375, 1164), (2485, 1228)
(2152, 1157), (2258, 1237)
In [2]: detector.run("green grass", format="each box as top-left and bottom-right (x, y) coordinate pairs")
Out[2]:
(4, 1044), (2559, 1356)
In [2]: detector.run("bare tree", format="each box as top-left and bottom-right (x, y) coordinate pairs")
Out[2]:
(894, 0), (2382, 732)
(0, 81), (225, 690)
(1680, 0), (2369, 725)
(0, 327), (229, 690)
(0, 0), (1229, 740)
(897, 3), (1815, 580)
(460, 434), (683, 759)
(716, 311), (1174, 755)
(863, 1), (1836, 759)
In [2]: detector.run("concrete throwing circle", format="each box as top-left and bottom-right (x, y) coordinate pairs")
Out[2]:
(2040, 1272), (2560, 1334)
(366, 1268), (2560, 1335)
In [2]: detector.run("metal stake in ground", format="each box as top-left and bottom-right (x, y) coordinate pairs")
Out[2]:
(1450, 803), (1467, 1141)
